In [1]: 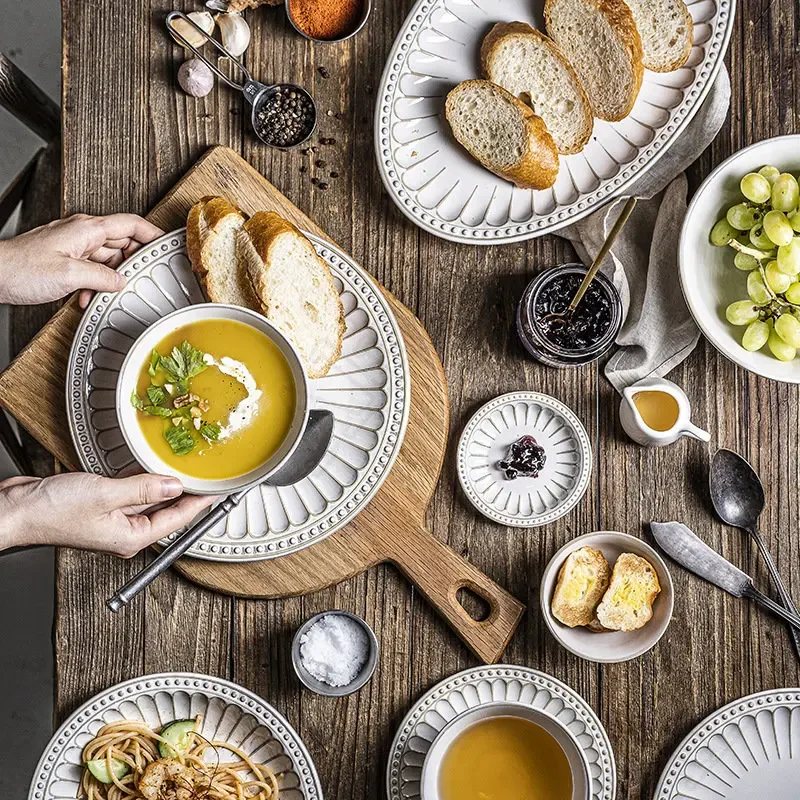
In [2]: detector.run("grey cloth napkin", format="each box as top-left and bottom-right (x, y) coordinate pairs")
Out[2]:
(560, 67), (732, 394)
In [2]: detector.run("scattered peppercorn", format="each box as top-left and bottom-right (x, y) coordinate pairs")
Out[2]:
(319, 136), (336, 145)
(311, 177), (319, 185)
(330, 171), (339, 178)
(318, 66), (330, 78)
(316, 159), (326, 168)
(319, 182), (329, 190)
(299, 164), (307, 173)
(253, 87), (315, 148)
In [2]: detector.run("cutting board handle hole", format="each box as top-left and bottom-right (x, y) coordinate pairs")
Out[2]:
(456, 585), (492, 623)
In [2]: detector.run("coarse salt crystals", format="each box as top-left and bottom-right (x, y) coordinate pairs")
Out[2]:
(299, 614), (369, 687)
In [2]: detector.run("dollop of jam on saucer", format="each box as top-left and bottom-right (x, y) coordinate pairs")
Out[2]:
(498, 435), (546, 480)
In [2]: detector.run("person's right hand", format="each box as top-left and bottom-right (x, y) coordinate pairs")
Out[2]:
(0, 472), (215, 557)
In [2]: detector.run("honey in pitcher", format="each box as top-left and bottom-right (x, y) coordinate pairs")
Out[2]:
(633, 390), (679, 432)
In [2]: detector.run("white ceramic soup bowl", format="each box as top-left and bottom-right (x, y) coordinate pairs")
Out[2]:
(680, 134), (800, 383)
(420, 702), (591, 800)
(116, 303), (309, 495)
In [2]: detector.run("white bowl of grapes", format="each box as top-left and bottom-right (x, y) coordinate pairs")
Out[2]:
(680, 135), (800, 382)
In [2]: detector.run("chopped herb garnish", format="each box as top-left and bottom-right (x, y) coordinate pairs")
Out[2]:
(131, 391), (145, 411)
(144, 405), (173, 418)
(159, 341), (208, 385)
(146, 385), (166, 406)
(148, 349), (161, 377)
(164, 424), (195, 456)
(199, 422), (221, 442)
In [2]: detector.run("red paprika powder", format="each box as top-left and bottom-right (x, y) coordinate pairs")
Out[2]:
(288, 0), (366, 40)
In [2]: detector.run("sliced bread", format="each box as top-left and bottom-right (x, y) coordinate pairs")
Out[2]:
(595, 552), (661, 631)
(551, 546), (611, 628)
(621, 0), (693, 72)
(544, 0), (644, 121)
(481, 22), (593, 155)
(445, 79), (559, 190)
(238, 212), (345, 379)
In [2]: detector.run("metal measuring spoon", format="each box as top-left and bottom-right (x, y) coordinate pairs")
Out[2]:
(166, 11), (316, 148)
(709, 448), (800, 660)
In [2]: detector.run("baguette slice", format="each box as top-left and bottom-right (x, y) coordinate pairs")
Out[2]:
(186, 196), (261, 311)
(238, 212), (345, 378)
(481, 22), (592, 155)
(551, 546), (611, 628)
(445, 79), (559, 190)
(544, 0), (644, 121)
(621, 0), (693, 72)
(595, 552), (661, 631)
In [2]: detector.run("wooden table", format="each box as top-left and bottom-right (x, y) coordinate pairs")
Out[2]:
(45, 0), (799, 797)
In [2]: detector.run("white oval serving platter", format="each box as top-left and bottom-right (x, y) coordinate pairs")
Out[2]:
(375, 0), (734, 244)
(654, 689), (800, 799)
(386, 665), (616, 800)
(66, 229), (410, 562)
(28, 672), (323, 800)
(457, 392), (592, 527)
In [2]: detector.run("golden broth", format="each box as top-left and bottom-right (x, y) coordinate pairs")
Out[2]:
(135, 319), (296, 480)
(439, 716), (573, 800)
(633, 390), (679, 432)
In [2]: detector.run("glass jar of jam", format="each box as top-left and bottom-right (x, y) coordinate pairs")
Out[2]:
(516, 263), (623, 367)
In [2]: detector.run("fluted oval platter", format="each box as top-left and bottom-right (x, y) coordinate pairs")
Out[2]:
(28, 672), (323, 800)
(66, 229), (410, 562)
(457, 392), (592, 527)
(375, 0), (733, 244)
(386, 665), (616, 800)
(655, 690), (800, 800)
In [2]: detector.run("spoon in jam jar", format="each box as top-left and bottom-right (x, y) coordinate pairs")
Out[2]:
(541, 196), (637, 328)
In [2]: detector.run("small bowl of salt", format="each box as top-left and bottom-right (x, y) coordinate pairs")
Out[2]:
(291, 610), (378, 697)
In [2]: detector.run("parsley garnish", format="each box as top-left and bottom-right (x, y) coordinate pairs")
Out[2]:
(148, 349), (160, 377)
(199, 422), (221, 442)
(131, 391), (144, 411)
(164, 425), (195, 456)
(159, 341), (208, 385)
(144, 405), (173, 418)
(146, 385), (166, 406)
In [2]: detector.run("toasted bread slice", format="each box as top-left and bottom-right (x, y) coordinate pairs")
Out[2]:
(239, 212), (345, 378)
(595, 552), (661, 631)
(481, 22), (593, 155)
(621, 0), (693, 71)
(544, 0), (644, 121)
(551, 546), (611, 628)
(445, 79), (559, 190)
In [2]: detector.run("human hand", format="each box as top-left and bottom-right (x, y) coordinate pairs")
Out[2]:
(0, 472), (216, 557)
(0, 213), (163, 308)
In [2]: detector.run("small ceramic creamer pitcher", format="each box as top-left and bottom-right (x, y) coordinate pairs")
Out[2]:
(619, 377), (710, 446)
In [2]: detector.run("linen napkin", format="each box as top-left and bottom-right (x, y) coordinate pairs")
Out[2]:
(559, 67), (732, 394)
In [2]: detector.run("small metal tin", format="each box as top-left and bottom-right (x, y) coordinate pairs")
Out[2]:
(285, 0), (372, 43)
(291, 610), (379, 697)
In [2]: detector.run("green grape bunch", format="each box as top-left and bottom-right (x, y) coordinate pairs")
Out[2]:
(710, 165), (800, 362)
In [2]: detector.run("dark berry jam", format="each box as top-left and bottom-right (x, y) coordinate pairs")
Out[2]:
(498, 435), (546, 480)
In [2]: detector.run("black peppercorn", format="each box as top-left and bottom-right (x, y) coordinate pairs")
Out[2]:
(318, 66), (330, 78)
(253, 87), (315, 148)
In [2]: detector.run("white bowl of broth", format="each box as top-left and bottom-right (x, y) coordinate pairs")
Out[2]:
(420, 702), (591, 800)
(116, 304), (309, 495)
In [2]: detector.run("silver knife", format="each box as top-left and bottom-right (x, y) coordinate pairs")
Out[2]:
(651, 521), (800, 631)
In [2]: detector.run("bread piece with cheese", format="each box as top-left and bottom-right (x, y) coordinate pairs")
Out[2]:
(595, 552), (661, 631)
(621, 0), (693, 72)
(445, 79), (559, 190)
(238, 212), (345, 378)
(544, 0), (644, 121)
(551, 546), (611, 628)
(481, 22), (593, 155)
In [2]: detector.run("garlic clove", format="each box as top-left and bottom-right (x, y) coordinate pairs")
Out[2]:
(169, 11), (215, 49)
(216, 12), (251, 58)
(178, 58), (214, 97)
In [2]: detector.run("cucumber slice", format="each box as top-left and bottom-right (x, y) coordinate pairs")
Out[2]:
(86, 757), (130, 784)
(158, 719), (197, 758)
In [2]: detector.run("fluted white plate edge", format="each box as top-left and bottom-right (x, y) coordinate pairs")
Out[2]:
(457, 392), (592, 527)
(28, 672), (323, 800)
(386, 664), (616, 800)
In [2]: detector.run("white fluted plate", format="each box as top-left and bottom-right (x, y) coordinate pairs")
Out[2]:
(66, 229), (410, 561)
(386, 665), (616, 800)
(457, 392), (592, 527)
(654, 689), (800, 800)
(28, 672), (323, 800)
(375, 0), (734, 244)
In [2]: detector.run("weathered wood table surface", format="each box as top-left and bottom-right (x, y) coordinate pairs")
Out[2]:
(43, 0), (800, 797)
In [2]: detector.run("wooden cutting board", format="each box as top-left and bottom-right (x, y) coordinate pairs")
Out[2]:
(0, 146), (525, 664)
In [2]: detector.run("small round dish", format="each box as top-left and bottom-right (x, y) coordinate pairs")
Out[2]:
(291, 611), (379, 697)
(285, 0), (371, 43)
(540, 531), (674, 663)
(457, 392), (592, 528)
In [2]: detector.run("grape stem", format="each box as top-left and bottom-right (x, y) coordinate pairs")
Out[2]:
(726, 240), (800, 315)
(728, 239), (775, 261)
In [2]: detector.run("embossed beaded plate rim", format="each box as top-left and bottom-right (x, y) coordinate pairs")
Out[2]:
(27, 672), (324, 800)
(375, 0), (734, 244)
(66, 229), (410, 562)
(456, 392), (593, 527)
(653, 689), (800, 799)
(385, 664), (616, 800)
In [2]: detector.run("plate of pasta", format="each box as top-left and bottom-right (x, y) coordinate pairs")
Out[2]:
(28, 673), (323, 800)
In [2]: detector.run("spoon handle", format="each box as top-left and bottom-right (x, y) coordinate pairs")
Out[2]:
(747, 584), (800, 631)
(568, 196), (637, 313)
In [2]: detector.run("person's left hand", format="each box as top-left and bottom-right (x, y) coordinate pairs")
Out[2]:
(0, 213), (163, 308)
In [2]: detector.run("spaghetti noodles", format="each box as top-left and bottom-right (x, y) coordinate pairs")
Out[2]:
(79, 717), (280, 800)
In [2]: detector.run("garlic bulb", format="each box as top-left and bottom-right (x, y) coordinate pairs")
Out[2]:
(178, 58), (214, 97)
(169, 11), (215, 49)
(216, 13), (251, 57)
